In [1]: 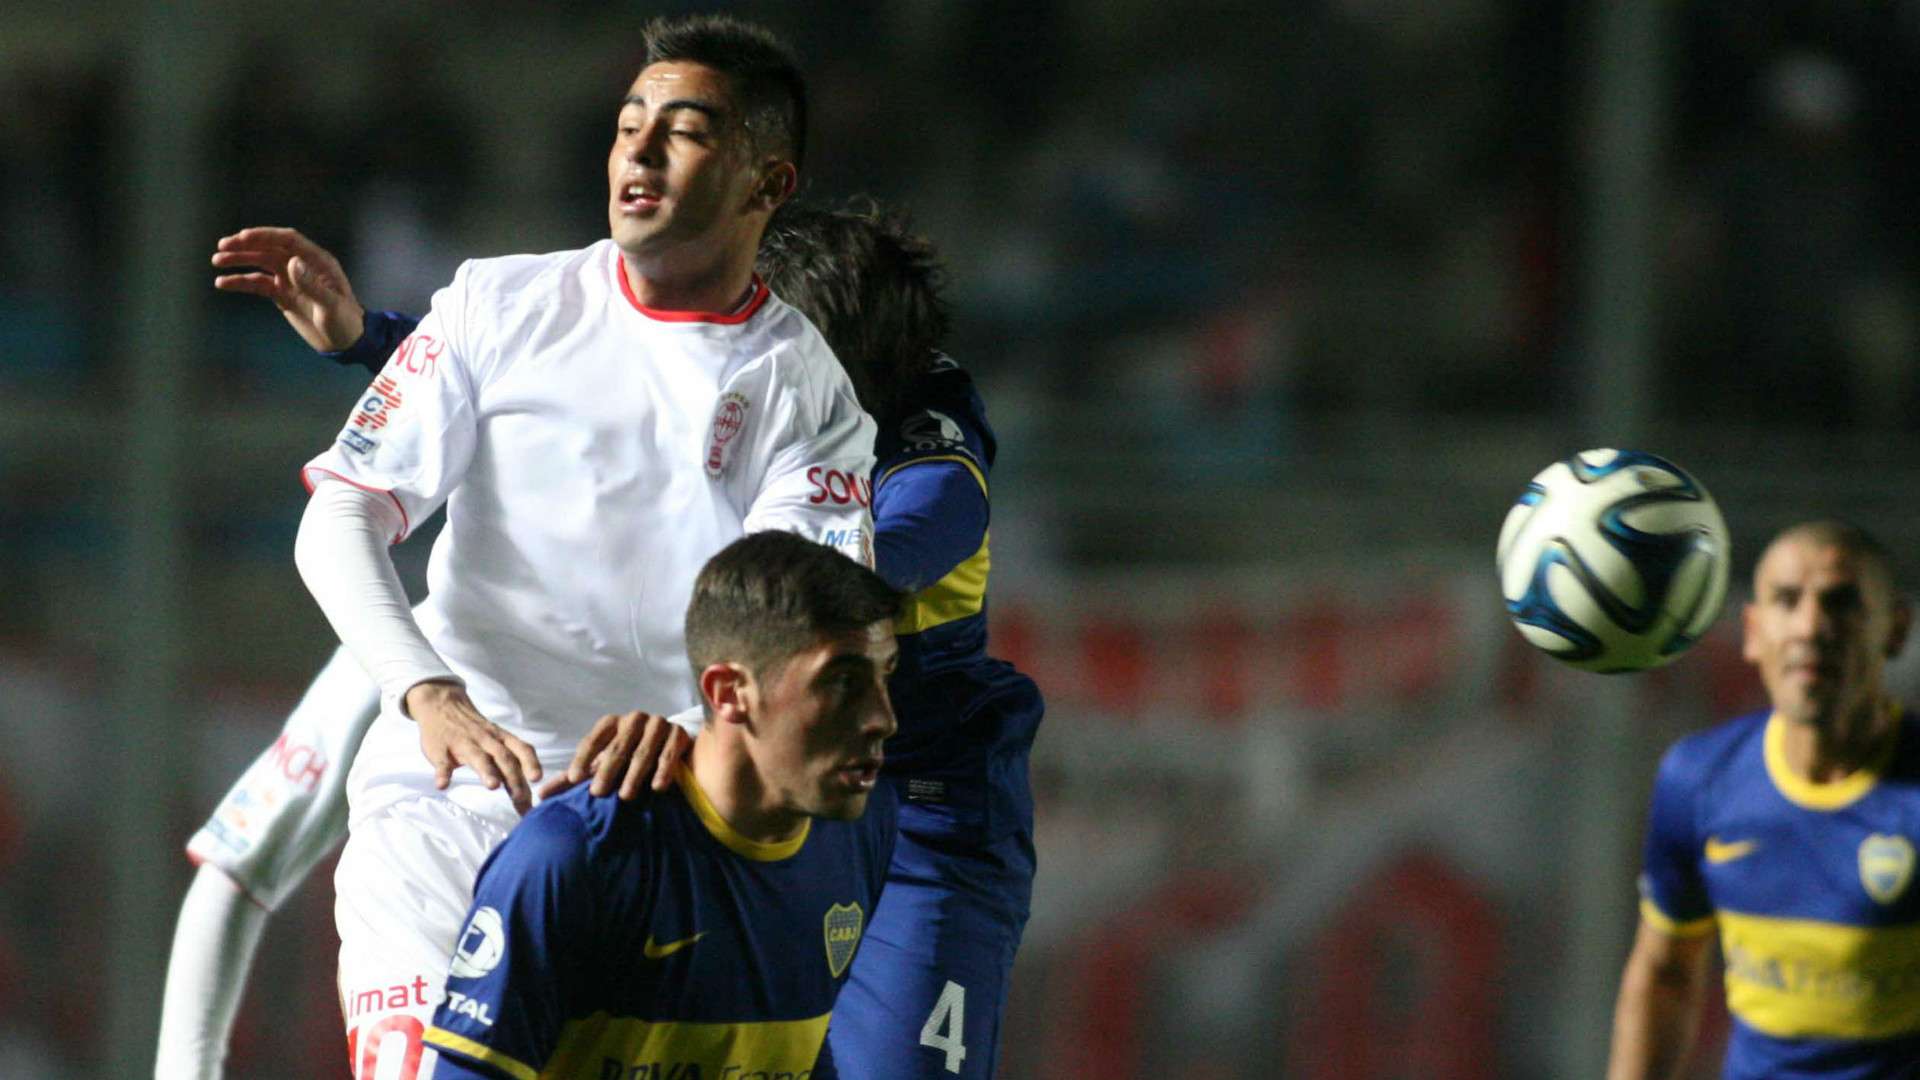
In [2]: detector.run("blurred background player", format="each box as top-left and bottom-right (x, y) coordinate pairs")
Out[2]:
(164, 202), (1043, 1079)
(426, 530), (900, 1079)
(286, 16), (874, 1078)
(1607, 520), (1920, 1079)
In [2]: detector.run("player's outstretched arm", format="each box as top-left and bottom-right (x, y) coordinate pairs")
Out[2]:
(211, 226), (366, 352)
(154, 865), (269, 1079)
(296, 482), (542, 812)
(1605, 919), (1712, 1080)
(537, 710), (694, 801)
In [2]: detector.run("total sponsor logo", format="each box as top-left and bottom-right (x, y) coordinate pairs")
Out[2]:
(443, 989), (495, 1027)
(598, 1062), (813, 1079)
(806, 467), (871, 507)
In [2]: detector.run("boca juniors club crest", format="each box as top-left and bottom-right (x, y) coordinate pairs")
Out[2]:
(705, 392), (750, 477)
(824, 902), (864, 978)
(1859, 834), (1915, 904)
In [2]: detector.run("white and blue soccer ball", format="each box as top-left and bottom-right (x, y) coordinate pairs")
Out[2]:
(1497, 449), (1731, 673)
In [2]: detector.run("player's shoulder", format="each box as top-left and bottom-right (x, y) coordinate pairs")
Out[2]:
(747, 294), (844, 386)
(1659, 708), (1770, 787)
(879, 356), (993, 470)
(454, 241), (605, 299)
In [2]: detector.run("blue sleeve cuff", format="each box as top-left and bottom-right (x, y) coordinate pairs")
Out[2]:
(325, 310), (421, 374)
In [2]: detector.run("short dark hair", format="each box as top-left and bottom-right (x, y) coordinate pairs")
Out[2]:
(1768, 519), (1903, 598)
(758, 199), (950, 421)
(685, 532), (900, 684)
(643, 14), (807, 171)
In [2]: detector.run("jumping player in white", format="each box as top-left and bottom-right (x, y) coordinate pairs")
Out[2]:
(168, 17), (877, 1080)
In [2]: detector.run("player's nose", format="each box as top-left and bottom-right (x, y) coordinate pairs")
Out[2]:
(863, 684), (898, 742)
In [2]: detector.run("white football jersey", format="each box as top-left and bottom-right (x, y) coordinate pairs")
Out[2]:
(304, 240), (876, 819)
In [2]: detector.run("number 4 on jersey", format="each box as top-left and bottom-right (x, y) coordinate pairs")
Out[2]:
(919, 980), (966, 1074)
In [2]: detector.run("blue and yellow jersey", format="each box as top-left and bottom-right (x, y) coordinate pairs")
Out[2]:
(871, 357), (1043, 843)
(1641, 707), (1920, 1078)
(423, 768), (896, 1080)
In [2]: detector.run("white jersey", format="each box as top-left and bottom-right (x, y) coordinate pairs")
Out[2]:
(303, 240), (876, 820)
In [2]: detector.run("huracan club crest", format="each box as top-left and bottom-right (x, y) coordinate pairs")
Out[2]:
(1859, 834), (1915, 905)
(824, 902), (864, 978)
(705, 392), (750, 477)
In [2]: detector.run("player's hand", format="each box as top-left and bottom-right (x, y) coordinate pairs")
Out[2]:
(211, 226), (366, 352)
(405, 680), (543, 814)
(537, 711), (691, 802)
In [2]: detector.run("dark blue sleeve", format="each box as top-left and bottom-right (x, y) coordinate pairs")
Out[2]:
(1638, 739), (1714, 935)
(871, 361), (996, 592)
(423, 803), (600, 1078)
(873, 461), (988, 593)
(326, 310), (422, 374)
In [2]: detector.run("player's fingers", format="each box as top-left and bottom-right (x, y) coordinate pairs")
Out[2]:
(615, 717), (668, 799)
(460, 738), (504, 790)
(221, 226), (303, 249)
(535, 772), (579, 799)
(431, 747), (456, 791)
(593, 716), (647, 797)
(212, 273), (280, 297)
(565, 715), (617, 784)
(652, 727), (692, 792)
(507, 730), (543, 784)
(210, 249), (278, 269)
(617, 749), (651, 802)
(479, 732), (533, 814)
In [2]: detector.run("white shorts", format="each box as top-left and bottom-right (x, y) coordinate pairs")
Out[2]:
(336, 793), (515, 1080)
(185, 645), (379, 910)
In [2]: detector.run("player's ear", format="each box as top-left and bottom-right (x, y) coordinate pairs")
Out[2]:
(1886, 598), (1912, 659)
(699, 662), (754, 725)
(749, 159), (797, 213)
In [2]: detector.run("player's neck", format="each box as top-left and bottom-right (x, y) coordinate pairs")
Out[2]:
(686, 737), (808, 845)
(1781, 696), (1898, 781)
(617, 245), (758, 315)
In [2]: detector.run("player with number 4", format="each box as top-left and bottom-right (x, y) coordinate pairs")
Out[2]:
(176, 196), (1041, 1078)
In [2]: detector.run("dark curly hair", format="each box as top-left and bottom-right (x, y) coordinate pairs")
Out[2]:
(757, 199), (950, 422)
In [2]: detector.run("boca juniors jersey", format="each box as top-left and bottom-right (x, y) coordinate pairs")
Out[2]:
(870, 358), (1043, 844)
(1640, 707), (1920, 1078)
(424, 767), (897, 1079)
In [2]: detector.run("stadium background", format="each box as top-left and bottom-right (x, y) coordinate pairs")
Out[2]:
(5, 1), (1920, 1076)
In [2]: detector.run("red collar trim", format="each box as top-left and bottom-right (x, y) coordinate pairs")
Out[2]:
(613, 253), (768, 324)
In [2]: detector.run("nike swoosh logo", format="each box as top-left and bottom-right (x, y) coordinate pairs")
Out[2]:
(642, 931), (707, 960)
(1705, 837), (1758, 864)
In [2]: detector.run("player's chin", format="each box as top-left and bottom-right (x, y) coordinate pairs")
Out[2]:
(815, 770), (878, 819)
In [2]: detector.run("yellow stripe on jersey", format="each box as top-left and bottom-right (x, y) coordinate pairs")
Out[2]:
(1640, 898), (1717, 939)
(676, 766), (808, 861)
(879, 453), (986, 495)
(540, 1011), (832, 1078)
(897, 540), (990, 635)
(881, 453), (993, 636)
(424, 1026), (539, 1080)
(1764, 710), (1899, 810)
(1718, 908), (1920, 1039)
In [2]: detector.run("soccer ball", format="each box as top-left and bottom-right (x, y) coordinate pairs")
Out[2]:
(1497, 449), (1731, 673)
